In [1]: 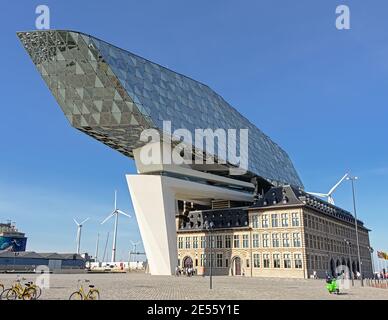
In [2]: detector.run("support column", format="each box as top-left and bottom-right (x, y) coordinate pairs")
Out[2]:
(126, 175), (177, 275)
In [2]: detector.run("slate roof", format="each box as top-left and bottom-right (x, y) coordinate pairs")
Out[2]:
(251, 185), (367, 228)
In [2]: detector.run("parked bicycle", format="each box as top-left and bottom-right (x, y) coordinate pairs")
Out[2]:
(26, 281), (42, 299)
(1, 278), (37, 300)
(69, 279), (100, 300)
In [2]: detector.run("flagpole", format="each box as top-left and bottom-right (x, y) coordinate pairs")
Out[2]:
(378, 257), (382, 274)
(377, 254), (381, 274)
(380, 258), (383, 275)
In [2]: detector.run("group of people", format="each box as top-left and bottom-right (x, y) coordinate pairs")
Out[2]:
(175, 266), (195, 277)
(374, 271), (388, 279)
(312, 270), (362, 280)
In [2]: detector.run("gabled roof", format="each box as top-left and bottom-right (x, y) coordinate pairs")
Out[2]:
(58, 253), (84, 260)
(38, 253), (64, 259)
(252, 185), (303, 207)
(0, 251), (43, 259)
(0, 251), (85, 260)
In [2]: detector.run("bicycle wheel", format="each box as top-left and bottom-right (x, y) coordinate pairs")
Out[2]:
(34, 286), (42, 299)
(0, 288), (8, 300)
(23, 287), (37, 300)
(69, 291), (83, 300)
(87, 289), (100, 300)
(5, 289), (17, 300)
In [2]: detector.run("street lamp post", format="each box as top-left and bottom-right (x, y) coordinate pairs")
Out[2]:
(347, 175), (363, 287)
(367, 246), (374, 277)
(205, 221), (214, 290)
(344, 239), (354, 286)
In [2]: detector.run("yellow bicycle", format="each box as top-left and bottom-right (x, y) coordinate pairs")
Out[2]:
(26, 281), (42, 299)
(69, 280), (100, 300)
(3, 279), (36, 300)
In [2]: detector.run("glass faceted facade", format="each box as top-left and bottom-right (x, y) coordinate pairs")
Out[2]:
(17, 30), (303, 187)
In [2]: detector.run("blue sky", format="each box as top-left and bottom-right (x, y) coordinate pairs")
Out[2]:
(0, 1), (387, 263)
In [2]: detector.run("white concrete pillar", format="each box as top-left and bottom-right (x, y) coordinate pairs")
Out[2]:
(126, 175), (177, 275)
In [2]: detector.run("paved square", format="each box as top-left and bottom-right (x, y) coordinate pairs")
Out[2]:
(1, 273), (387, 300)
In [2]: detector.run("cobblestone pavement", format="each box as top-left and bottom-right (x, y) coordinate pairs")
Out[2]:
(1, 273), (387, 300)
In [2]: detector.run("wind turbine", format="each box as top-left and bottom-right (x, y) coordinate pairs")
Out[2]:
(129, 240), (141, 263)
(308, 173), (349, 205)
(73, 217), (90, 254)
(95, 233), (100, 263)
(102, 232), (110, 262)
(130, 240), (141, 253)
(101, 191), (131, 262)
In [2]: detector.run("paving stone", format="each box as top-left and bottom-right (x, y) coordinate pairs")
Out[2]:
(0, 273), (387, 300)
